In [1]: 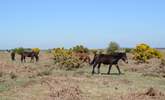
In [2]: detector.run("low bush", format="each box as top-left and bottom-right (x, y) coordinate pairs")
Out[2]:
(125, 48), (132, 53)
(133, 43), (163, 63)
(71, 45), (89, 53)
(52, 48), (83, 70)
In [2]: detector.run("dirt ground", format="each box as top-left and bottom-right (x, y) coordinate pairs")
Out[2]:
(0, 52), (165, 100)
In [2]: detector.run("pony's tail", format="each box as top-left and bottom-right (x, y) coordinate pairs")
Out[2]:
(90, 59), (95, 65)
(11, 52), (15, 61)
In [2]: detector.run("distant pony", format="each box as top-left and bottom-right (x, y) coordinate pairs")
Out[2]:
(20, 51), (39, 62)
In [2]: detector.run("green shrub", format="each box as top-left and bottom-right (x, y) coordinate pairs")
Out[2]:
(125, 48), (132, 53)
(46, 49), (52, 53)
(98, 49), (104, 54)
(106, 41), (120, 54)
(90, 49), (104, 55)
(133, 43), (163, 63)
(91, 49), (97, 55)
(71, 45), (89, 53)
(13, 47), (24, 54)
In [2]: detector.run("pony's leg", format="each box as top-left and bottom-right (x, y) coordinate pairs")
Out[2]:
(116, 64), (121, 74)
(11, 54), (15, 61)
(107, 64), (112, 75)
(21, 56), (23, 62)
(36, 55), (39, 62)
(30, 57), (34, 63)
(97, 63), (101, 74)
(24, 57), (26, 63)
(92, 63), (97, 74)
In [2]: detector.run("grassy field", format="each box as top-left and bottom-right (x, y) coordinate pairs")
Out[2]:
(0, 52), (165, 100)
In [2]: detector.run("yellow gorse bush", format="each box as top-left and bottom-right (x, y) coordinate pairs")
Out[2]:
(133, 43), (163, 62)
(52, 48), (72, 59)
(32, 48), (40, 54)
(52, 48), (82, 70)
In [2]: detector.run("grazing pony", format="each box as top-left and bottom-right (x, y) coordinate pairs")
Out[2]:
(20, 51), (39, 62)
(72, 52), (91, 64)
(90, 52), (128, 75)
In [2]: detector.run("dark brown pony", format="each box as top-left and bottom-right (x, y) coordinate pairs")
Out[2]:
(90, 52), (128, 75)
(72, 52), (91, 64)
(20, 51), (39, 62)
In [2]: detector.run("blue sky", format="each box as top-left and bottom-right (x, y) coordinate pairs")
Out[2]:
(0, 0), (164, 49)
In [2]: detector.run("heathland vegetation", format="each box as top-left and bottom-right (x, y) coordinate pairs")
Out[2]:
(0, 42), (165, 100)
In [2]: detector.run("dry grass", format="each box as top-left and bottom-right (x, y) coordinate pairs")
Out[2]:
(0, 52), (165, 100)
(121, 53), (165, 78)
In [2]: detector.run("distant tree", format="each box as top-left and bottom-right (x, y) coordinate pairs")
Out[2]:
(106, 41), (120, 54)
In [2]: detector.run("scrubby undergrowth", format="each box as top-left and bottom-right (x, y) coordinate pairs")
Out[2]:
(0, 52), (165, 100)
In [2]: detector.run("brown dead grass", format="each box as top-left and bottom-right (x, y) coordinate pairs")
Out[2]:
(116, 87), (165, 100)
(40, 76), (83, 100)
